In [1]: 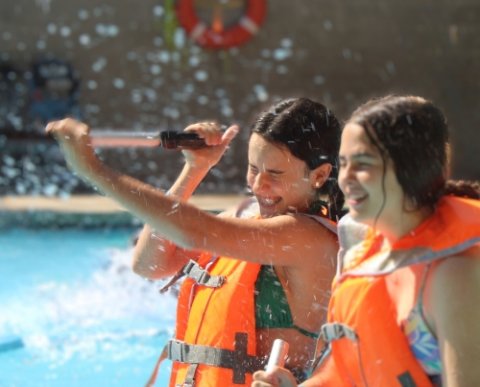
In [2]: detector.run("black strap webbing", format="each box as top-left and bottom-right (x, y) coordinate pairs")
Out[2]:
(168, 333), (266, 384)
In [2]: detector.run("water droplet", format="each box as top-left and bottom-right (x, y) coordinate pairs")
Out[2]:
(153, 5), (164, 17)
(280, 38), (293, 48)
(159, 51), (170, 63)
(273, 48), (291, 61)
(197, 95), (209, 105)
(107, 25), (119, 37)
(43, 183), (58, 196)
(150, 64), (161, 75)
(92, 57), (107, 72)
(174, 29), (185, 48)
(78, 9), (89, 20)
(253, 84), (268, 102)
(221, 105), (233, 117)
(314, 75), (325, 85)
(47, 23), (57, 34)
(194, 70), (208, 82)
(386, 61), (396, 74)
(36, 40), (46, 50)
(276, 65), (288, 75)
(342, 48), (352, 60)
(79, 34), (91, 46)
(87, 80), (98, 90)
(60, 26), (72, 37)
(189, 56), (200, 67)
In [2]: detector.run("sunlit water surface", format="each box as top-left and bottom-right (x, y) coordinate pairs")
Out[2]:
(0, 228), (175, 386)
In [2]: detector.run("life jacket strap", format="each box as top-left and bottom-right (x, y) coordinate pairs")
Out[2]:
(320, 322), (358, 342)
(145, 344), (168, 387)
(158, 270), (184, 294)
(167, 332), (266, 384)
(177, 363), (198, 387)
(182, 259), (226, 288)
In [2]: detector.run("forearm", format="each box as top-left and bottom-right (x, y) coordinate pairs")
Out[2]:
(132, 225), (179, 278)
(168, 162), (211, 200)
(132, 163), (210, 278)
(81, 157), (218, 249)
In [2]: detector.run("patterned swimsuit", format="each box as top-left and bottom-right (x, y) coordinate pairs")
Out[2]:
(403, 264), (442, 385)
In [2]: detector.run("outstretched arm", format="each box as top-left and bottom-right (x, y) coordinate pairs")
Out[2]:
(132, 122), (239, 279)
(46, 118), (335, 268)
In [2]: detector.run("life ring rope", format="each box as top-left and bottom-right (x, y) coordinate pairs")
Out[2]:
(190, 23), (207, 41)
(240, 16), (259, 35)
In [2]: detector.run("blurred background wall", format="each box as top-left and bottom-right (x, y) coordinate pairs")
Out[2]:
(1, 0), (479, 196)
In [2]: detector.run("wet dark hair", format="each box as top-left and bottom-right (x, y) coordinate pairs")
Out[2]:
(251, 97), (344, 221)
(348, 95), (480, 209)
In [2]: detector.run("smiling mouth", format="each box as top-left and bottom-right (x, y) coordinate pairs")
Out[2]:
(257, 196), (282, 207)
(346, 194), (368, 207)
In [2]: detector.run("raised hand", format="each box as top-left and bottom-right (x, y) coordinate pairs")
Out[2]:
(181, 122), (239, 170)
(45, 118), (99, 176)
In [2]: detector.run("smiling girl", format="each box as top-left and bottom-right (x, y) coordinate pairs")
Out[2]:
(252, 95), (480, 387)
(47, 98), (344, 386)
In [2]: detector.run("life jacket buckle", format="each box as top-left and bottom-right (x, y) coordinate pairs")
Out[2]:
(182, 259), (226, 288)
(320, 323), (358, 342)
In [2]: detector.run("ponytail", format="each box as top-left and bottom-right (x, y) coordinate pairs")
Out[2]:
(443, 180), (480, 200)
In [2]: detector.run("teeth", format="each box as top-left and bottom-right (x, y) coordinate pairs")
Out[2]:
(258, 197), (277, 206)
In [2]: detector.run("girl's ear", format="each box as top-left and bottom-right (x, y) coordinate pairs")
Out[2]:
(310, 163), (332, 189)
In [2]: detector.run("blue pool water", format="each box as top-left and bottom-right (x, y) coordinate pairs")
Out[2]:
(0, 228), (176, 386)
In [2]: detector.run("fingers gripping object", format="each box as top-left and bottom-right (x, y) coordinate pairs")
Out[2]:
(266, 339), (289, 372)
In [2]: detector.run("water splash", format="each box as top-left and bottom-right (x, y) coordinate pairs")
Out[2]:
(0, 246), (176, 364)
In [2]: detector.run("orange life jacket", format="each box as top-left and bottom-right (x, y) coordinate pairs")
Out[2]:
(317, 196), (480, 387)
(168, 252), (263, 387)
(167, 211), (337, 387)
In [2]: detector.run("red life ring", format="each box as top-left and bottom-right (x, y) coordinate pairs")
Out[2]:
(176, 0), (267, 50)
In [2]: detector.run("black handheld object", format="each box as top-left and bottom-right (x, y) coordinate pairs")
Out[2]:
(159, 131), (207, 150)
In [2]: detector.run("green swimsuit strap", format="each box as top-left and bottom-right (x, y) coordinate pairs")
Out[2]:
(255, 265), (320, 339)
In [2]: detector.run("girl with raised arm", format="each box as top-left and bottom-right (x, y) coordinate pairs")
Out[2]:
(47, 98), (344, 386)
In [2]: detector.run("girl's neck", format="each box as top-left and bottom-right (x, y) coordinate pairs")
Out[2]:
(376, 206), (433, 247)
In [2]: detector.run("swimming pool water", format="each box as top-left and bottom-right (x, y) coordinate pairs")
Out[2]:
(0, 228), (176, 386)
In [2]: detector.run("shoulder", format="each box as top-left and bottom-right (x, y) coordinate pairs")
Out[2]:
(278, 213), (340, 257)
(431, 245), (480, 286)
(427, 245), (480, 329)
(281, 212), (337, 236)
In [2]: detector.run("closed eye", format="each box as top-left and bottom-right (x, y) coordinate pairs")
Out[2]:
(249, 165), (284, 176)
